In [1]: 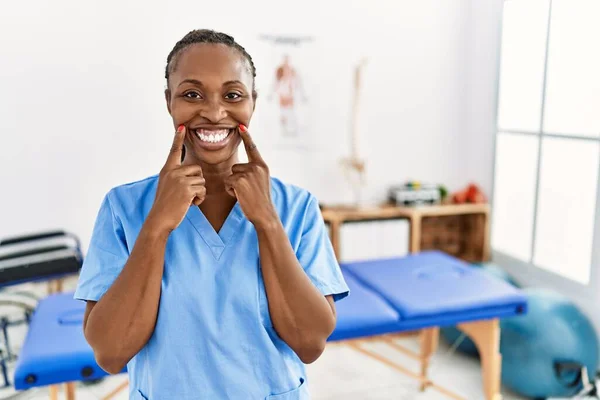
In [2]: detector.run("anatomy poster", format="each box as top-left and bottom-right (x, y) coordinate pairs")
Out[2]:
(256, 34), (317, 151)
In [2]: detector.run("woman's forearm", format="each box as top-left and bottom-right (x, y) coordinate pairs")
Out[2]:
(255, 217), (336, 364)
(84, 218), (169, 373)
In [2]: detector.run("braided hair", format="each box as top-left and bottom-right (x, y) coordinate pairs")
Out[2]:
(165, 29), (257, 98)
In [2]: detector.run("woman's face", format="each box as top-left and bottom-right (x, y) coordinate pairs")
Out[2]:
(166, 43), (255, 166)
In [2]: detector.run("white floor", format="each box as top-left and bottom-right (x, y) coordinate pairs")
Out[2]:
(0, 277), (528, 400)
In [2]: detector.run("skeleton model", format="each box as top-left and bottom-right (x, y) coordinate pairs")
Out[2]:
(340, 58), (368, 206)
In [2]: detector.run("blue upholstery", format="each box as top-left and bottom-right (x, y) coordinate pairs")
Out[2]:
(14, 292), (110, 389)
(328, 271), (401, 341)
(343, 251), (526, 320)
(14, 251), (526, 389)
(332, 251), (527, 340)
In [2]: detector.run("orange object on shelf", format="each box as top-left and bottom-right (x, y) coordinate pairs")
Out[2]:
(452, 184), (487, 204)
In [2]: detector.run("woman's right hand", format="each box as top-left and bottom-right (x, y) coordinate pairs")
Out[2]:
(147, 125), (206, 233)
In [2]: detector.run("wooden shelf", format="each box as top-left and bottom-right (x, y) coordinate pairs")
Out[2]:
(321, 203), (491, 263)
(322, 203), (489, 220)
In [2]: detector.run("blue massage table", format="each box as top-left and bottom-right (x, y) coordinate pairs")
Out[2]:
(0, 230), (83, 390)
(330, 251), (527, 400)
(13, 292), (119, 400)
(13, 251), (526, 400)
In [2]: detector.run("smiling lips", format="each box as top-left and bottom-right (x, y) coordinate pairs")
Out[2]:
(194, 128), (233, 143)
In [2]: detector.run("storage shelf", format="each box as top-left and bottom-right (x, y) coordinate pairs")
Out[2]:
(321, 203), (490, 263)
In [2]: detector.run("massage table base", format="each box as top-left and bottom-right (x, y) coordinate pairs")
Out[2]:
(47, 278), (65, 295)
(49, 382), (75, 400)
(46, 380), (126, 400)
(334, 318), (501, 400)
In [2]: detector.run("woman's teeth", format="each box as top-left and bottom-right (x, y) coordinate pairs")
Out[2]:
(195, 129), (229, 143)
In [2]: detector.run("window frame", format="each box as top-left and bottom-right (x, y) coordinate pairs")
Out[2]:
(490, 0), (600, 300)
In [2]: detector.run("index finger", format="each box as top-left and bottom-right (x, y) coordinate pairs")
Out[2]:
(238, 124), (265, 165)
(164, 125), (186, 170)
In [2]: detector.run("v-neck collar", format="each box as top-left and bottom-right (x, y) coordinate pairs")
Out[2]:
(186, 202), (244, 261)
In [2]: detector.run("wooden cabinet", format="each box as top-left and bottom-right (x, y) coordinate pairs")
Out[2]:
(321, 203), (490, 263)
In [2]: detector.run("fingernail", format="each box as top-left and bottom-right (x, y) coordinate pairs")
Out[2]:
(177, 125), (185, 132)
(238, 124), (247, 132)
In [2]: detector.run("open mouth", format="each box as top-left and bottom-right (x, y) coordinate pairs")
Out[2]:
(194, 128), (235, 143)
(190, 127), (236, 150)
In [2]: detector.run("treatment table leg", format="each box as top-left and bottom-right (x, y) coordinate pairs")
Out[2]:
(65, 382), (76, 400)
(49, 385), (59, 400)
(419, 327), (439, 391)
(47, 279), (65, 294)
(457, 318), (502, 400)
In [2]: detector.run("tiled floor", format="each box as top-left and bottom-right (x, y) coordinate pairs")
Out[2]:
(0, 278), (527, 400)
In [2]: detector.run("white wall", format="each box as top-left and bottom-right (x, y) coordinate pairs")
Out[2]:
(0, 0), (474, 251)
(463, 0), (504, 197)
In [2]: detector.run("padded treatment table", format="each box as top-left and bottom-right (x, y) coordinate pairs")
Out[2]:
(13, 251), (525, 400)
(329, 251), (527, 400)
(0, 231), (83, 389)
(13, 292), (119, 400)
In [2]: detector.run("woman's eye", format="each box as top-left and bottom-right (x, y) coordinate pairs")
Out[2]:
(225, 93), (241, 100)
(184, 91), (202, 99)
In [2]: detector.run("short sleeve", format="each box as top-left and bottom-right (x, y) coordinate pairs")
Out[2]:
(74, 191), (129, 302)
(297, 195), (349, 302)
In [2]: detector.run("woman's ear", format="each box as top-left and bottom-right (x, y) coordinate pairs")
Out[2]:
(165, 88), (172, 115)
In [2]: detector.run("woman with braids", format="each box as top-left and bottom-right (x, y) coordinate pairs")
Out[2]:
(74, 29), (349, 399)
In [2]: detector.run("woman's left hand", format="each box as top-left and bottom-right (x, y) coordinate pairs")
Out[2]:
(225, 124), (278, 228)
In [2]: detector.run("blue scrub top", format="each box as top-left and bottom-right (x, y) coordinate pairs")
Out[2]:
(74, 174), (349, 400)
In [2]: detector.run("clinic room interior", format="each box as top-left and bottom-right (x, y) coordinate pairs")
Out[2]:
(1, 0), (599, 399)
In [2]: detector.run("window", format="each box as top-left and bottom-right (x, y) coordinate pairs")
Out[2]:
(492, 0), (600, 285)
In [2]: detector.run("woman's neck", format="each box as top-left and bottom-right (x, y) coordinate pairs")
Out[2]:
(183, 153), (239, 196)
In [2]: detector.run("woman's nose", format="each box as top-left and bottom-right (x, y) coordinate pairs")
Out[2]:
(199, 99), (227, 122)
